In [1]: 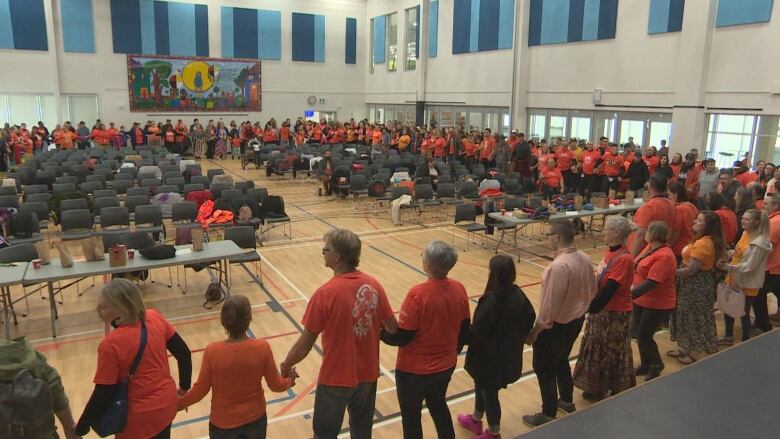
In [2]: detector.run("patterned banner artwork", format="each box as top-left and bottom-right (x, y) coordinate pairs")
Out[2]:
(127, 55), (262, 112)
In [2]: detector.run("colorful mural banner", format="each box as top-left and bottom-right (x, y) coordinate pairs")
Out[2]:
(126, 54), (262, 112)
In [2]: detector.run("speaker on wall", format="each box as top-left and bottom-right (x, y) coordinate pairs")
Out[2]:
(593, 89), (603, 105)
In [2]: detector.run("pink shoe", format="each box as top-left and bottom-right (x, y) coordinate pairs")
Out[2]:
(457, 414), (483, 435)
(475, 430), (501, 439)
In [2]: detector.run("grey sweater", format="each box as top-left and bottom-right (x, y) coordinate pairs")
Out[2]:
(727, 235), (772, 289)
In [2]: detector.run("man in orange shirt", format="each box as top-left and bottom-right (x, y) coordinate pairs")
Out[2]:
(382, 241), (470, 439)
(629, 175), (677, 256)
(480, 128), (496, 167)
(540, 158), (564, 199)
(754, 194), (780, 332)
(579, 142), (602, 196)
(600, 144), (623, 194)
(282, 229), (398, 439)
(59, 123), (77, 150)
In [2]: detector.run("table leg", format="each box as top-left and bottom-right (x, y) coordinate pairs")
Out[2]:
(3, 286), (10, 340)
(48, 282), (57, 338)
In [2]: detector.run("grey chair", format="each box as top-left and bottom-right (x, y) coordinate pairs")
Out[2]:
(453, 203), (487, 251)
(60, 198), (88, 212)
(221, 189), (242, 202)
(140, 178), (161, 188)
(172, 202), (199, 235)
(0, 243), (40, 319)
(92, 197), (120, 218)
(183, 184), (205, 196)
(26, 193), (51, 204)
(60, 209), (94, 241)
(207, 169), (225, 181)
(20, 201), (50, 231)
(7, 212), (43, 245)
(53, 183), (76, 194)
(111, 180), (133, 195)
(114, 172), (134, 181)
(85, 175), (105, 184)
(93, 189), (118, 200)
(133, 205), (164, 237)
(126, 187), (149, 197)
(125, 195), (150, 215)
(210, 183), (231, 200)
(80, 181), (104, 196)
(225, 226), (262, 280)
(349, 175), (369, 198)
(235, 181), (255, 193)
(98, 206), (130, 233)
(165, 177), (185, 191)
(247, 188), (268, 204)
(0, 186), (17, 197)
(55, 176), (78, 185)
(0, 195), (19, 209)
(191, 175), (210, 188)
(158, 185), (180, 195)
(22, 184), (48, 199)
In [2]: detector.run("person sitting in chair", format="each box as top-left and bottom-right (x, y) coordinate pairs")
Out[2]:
(416, 158), (442, 190)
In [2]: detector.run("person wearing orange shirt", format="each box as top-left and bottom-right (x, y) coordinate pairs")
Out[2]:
(579, 143), (602, 196)
(279, 122), (291, 147)
(461, 134), (477, 169)
(668, 181), (699, 264)
(629, 175), (677, 256)
(60, 124), (77, 150)
(540, 158), (564, 199)
(480, 128), (496, 167)
(178, 295), (294, 438)
(381, 241), (470, 439)
(600, 144), (624, 194)
(346, 124), (357, 144)
(175, 119), (188, 153)
(107, 122), (120, 149)
(704, 192), (738, 245)
(281, 229), (398, 439)
(506, 130), (521, 155)
(433, 129), (447, 159)
(295, 127), (306, 146)
(370, 127), (382, 146)
(670, 153), (683, 181)
(398, 129), (411, 151)
(753, 193), (780, 332)
(91, 124), (109, 149)
(557, 143), (577, 190)
(642, 148), (660, 176)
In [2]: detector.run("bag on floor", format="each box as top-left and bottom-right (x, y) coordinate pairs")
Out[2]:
(0, 369), (56, 439)
(203, 282), (225, 309)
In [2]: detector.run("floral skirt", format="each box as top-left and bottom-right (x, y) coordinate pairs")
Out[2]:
(573, 310), (635, 396)
(671, 270), (717, 353)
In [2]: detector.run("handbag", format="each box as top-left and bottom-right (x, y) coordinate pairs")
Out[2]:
(716, 283), (746, 319)
(94, 320), (147, 437)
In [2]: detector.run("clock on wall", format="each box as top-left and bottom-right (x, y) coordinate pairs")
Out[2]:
(307, 95), (317, 105)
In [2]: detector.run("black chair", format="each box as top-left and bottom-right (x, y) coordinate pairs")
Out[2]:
(134, 205), (164, 237)
(207, 169), (225, 181)
(125, 195), (150, 217)
(453, 203), (486, 251)
(92, 197), (120, 219)
(0, 186), (17, 197)
(20, 201), (51, 232)
(93, 189), (118, 199)
(26, 193), (51, 204)
(0, 243), (39, 318)
(235, 181), (255, 193)
(258, 195), (291, 241)
(172, 202), (201, 236)
(60, 209), (94, 241)
(210, 183), (231, 200)
(7, 212), (43, 245)
(225, 226), (262, 281)
(53, 183), (76, 194)
(0, 195), (19, 210)
(247, 188), (268, 204)
(191, 175), (210, 188)
(221, 189), (242, 202)
(22, 184), (48, 200)
(126, 187), (149, 198)
(60, 198), (88, 212)
(349, 175), (369, 198)
(111, 180), (133, 195)
(183, 183), (205, 196)
(99, 206), (131, 232)
(458, 181), (480, 200)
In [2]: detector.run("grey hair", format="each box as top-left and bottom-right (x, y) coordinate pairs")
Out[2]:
(423, 240), (458, 279)
(605, 216), (634, 241)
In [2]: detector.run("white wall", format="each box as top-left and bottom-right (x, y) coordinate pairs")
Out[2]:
(0, 0), (368, 126)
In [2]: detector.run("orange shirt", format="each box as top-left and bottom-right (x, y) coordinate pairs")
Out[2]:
(60, 130), (76, 149)
(715, 207), (737, 244)
(538, 153), (555, 173)
(633, 245), (677, 310)
(302, 271), (394, 387)
(736, 172), (759, 187)
(541, 168), (562, 188)
(295, 132), (305, 145)
(556, 148), (575, 171)
(602, 153), (623, 176)
(629, 196), (677, 250)
(596, 247), (634, 312)
(178, 339), (292, 429)
(397, 278), (470, 374)
(280, 126), (290, 140)
(580, 150), (602, 175)
(642, 155), (659, 175)
(371, 130), (382, 145)
(93, 309), (178, 439)
(262, 129), (276, 142)
(480, 137), (496, 159)
(768, 211), (780, 274)
(682, 236), (717, 270)
(346, 129), (357, 142)
(672, 202), (698, 256)
(463, 140), (475, 157)
(398, 135), (411, 150)
(92, 129), (109, 145)
(433, 137), (447, 157)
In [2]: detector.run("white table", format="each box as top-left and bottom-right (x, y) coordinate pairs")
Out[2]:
(0, 264), (28, 339)
(24, 241), (246, 338)
(488, 202), (642, 254)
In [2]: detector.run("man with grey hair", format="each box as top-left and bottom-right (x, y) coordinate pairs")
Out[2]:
(282, 228), (398, 439)
(382, 240), (470, 439)
(523, 220), (597, 427)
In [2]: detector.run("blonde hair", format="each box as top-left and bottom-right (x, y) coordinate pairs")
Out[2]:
(746, 208), (770, 239)
(101, 278), (146, 324)
(646, 221), (669, 244)
(324, 228), (361, 268)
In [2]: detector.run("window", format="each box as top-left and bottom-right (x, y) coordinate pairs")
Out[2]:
(455, 110), (466, 128)
(649, 121), (672, 149)
(619, 120), (645, 145)
(484, 111), (499, 131)
(64, 95), (100, 127)
(404, 7), (418, 71)
(529, 114), (546, 139)
(7, 95), (39, 127)
(570, 117), (591, 141)
(468, 111), (482, 131)
(369, 18), (375, 74)
(0, 95), (8, 126)
(387, 13), (398, 72)
(406, 107), (416, 124)
(440, 108), (453, 126)
(706, 114), (756, 168)
(395, 106), (404, 122)
(549, 116), (567, 139)
(501, 111), (510, 137)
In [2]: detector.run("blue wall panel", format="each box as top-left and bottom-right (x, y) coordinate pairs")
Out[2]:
(154, 0), (169, 55)
(414, 5), (420, 58)
(194, 4), (208, 56)
(716, 0), (773, 27)
(597, 0), (618, 39)
(373, 15), (386, 63)
(528, 0), (543, 46)
(582, 0), (601, 40)
(667, 0), (685, 32)
(468, 0), (480, 52)
(234, 7), (258, 58)
(529, 0), (617, 46)
(221, 6), (234, 57)
(313, 14), (325, 62)
(139, 0), (156, 54)
(0, 0), (13, 49)
(540, 0), (570, 45)
(497, 0), (514, 49)
(452, 0), (471, 53)
(292, 12), (315, 62)
(61, 0), (95, 53)
(110, 0), (141, 53)
(168, 2), (197, 56)
(478, 0), (500, 51)
(568, 0), (585, 42)
(9, 0), (48, 50)
(648, 0), (671, 34)
(428, 0), (438, 57)
(345, 17), (357, 64)
(258, 10), (281, 60)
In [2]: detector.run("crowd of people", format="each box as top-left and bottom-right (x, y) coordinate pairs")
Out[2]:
(3, 116), (780, 439)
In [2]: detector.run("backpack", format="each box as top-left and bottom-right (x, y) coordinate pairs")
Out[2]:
(0, 369), (56, 439)
(203, 282), (225, 309)
(238, 205), (252, 222)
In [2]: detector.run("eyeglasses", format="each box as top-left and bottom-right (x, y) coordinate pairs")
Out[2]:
(545, 232), (558, 237)
(321, 247), (331, 254)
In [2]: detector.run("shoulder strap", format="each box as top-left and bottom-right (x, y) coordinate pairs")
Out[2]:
(128, 320), (147, 380)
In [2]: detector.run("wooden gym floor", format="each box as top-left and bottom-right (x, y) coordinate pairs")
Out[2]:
(9, 158), (742, 438)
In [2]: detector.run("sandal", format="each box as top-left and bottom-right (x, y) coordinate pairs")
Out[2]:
(676, 354), (697, 365)
(666, 350), (686, 358)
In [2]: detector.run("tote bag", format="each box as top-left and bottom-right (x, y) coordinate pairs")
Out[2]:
(716, 283), (746, 319)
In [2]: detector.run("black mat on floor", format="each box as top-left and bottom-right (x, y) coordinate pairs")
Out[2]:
(518, 329), (780, 438)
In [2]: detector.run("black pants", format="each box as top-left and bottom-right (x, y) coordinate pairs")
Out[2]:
(632, 305), (670, 367)
(725, 296), (756, 341)
(312, 381), (376, 439)
(600, 175), (619, 194)
(396, 367), (455, 439)
(209, 415), (267, 439)
(532, 317), (584, 417)
(151, 424), (172, 439)
(474, 385), (501, 428)
(753, 272), (780, 332)
(207, 139), (215, 158)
